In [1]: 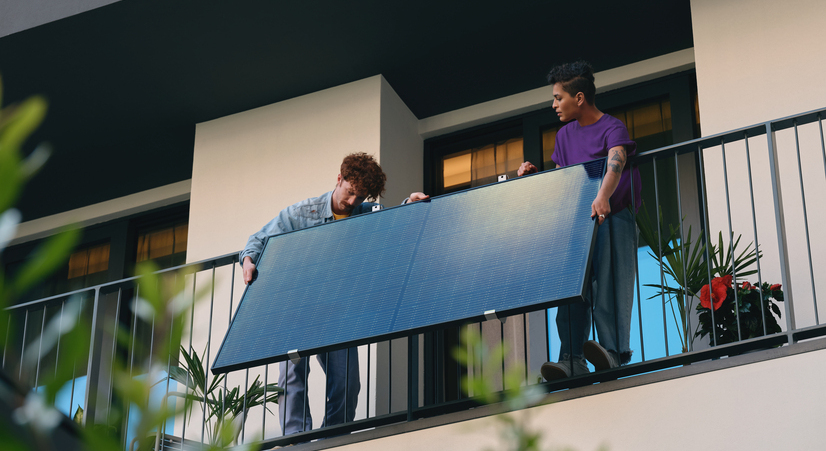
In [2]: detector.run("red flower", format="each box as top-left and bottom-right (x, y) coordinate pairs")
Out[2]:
(700, 276), (730, 311)
(742, 281), (751, 290)
(770, 283), (782, 291)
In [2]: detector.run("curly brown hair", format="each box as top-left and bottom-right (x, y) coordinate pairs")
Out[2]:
(340, 152), (386, 201)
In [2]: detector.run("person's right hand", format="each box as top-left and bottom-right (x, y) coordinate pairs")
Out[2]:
(243, 257), (257, 285)
(517, 161), (538, 177)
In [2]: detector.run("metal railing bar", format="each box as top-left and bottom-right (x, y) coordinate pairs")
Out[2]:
(792, 121), (819, 324)
(242, 368), (249, 442)
(522, 313), (528, 385)
(2, 314), (9, 369)
(3, 252), (238, 313)
(634, 106), (826, 163)
(225, 264), (235, 440)
(263, 364), (268, 440)
(106, 288), (121, 427)
(720, 141), (743, 341)
(180, 272), (196, 449)
(69, 297), (82, 431)
(366, 343), (371, 419)
(200, 265), (217, 445)
(83, 288), (100, 427)
(765, 122), (797, 337)
(124, 286), (140, 447)
(673, 154), (690, 351)
(652, 156), (669, 356)
(387, 339), (392, 414)
(697, 145), (718, 347)
(19, 309), (28, 380)
(55, 301), (64, 379)
(743, 134), (768, 336)
(630, 164), (645, 361)
(34, 305), (46, 389)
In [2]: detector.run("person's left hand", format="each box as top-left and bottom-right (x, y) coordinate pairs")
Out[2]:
(591, 194), (611, 225)
(407, 192), (430, 203)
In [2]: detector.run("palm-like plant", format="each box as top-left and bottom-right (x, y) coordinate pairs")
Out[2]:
(163, 346), (282, 447)
(636, 202), (760, 352)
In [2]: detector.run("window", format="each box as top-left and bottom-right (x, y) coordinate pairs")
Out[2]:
(135, 221), (188, 268)
(442, 137), (524, 193)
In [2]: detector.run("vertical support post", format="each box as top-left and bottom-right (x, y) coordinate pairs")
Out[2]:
(792, 121), (818, 323)
(720, 141), (742, 341)
(765, 122), (796, 338)
(407, 334), (418, 422)
(744, 133), (768, 335)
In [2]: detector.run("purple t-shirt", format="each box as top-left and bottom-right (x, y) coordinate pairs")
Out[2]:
(551, 114), (641, 215)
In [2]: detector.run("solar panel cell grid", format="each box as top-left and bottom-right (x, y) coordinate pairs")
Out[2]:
(212, 159), (604, 374)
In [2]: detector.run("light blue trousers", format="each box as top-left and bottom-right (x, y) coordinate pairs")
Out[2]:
(557, 208), (637, 364)
(278, 347), (360, 435)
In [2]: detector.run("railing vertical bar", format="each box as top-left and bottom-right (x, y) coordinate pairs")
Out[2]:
(630, 163), (645, 361)
(159, 274), (175, 451)
(201, 265), (217, 444)
(807, 113), (826, 325)
(69, 297), (82, 431)
(55, 301), (64, 378)
(262, 364), (268, 440)
(765, 122), (796, 339)
(181, 272), (197, 449)
(345, 347), (351, 423)
(124, 285), (140, 448)
(544, 309), (550, 364)
(792, 121), (819, 324)
(19, 309), (28, 380)
(652, 156), (669, 356)
(2, 314), (10, 369)
(34, 304), (47, 389)
(366, 343), (371, 418)
(720, 141), (743, 341)
(522, 313), (528, 384)
(500, 319), (505, 391)
(387, 339), (392, 414)
(281, 363), (288, 437)
(106, 288), (122, 427)
(302, 358), (308, 432)
(673, 154), (690, 352)
(225, 264), (235, 438)
(242, 368), (249, 442)
(697, 145), (718, 346)
(743, 134), (768, 335)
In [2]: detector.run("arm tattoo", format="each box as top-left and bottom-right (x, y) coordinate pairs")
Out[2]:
(608, 146), (627, 174)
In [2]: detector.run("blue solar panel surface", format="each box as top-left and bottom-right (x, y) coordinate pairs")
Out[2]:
(212, 159), (604, 374)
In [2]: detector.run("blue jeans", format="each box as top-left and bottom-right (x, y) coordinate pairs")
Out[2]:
(278, 347), (360, 435)
(557, 208), (637, 364)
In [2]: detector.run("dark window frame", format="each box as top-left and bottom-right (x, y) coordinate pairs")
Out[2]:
(423, 70), (699, 196)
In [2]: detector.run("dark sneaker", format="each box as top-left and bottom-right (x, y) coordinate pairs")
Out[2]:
(583, 340), (619, 371)
(540, 354), (590, 381)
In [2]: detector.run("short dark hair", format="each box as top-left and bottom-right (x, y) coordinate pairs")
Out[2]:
(547, 61), (596, 105)
(340, 152), (386, 201)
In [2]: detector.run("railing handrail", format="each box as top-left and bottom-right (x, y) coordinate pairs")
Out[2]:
(4, 251), (240, 311)
(634, 106), (826, 163)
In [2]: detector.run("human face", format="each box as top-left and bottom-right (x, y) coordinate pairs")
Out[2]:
(332, 175), (368, 215)
(552, 82), (581, 122)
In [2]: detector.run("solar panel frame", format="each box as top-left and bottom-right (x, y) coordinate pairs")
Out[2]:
(211, 159), (605, 375)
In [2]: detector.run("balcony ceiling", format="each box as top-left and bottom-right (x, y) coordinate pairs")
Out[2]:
(0, 0), (693, 221)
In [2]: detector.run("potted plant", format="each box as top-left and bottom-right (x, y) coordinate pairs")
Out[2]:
(695, 277), (784, 346)
(635, 202), (763, 352)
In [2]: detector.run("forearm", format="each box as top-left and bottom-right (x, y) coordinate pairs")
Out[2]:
(599, 145), (627, 200)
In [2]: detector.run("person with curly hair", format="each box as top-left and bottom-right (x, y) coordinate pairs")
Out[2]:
(239, 152), (428, 435)
(517, 61), (640, 380)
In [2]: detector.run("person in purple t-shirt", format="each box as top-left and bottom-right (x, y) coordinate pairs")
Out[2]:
(518, 61), (640, 380)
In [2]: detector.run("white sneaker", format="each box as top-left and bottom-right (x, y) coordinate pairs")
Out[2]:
(583, 340), (619, 371)
(540, 354), (590, 381)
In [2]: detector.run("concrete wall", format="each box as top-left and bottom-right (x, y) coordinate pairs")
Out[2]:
(334, 347), (826, 451)
(181, 75), (422, 439)
(691, 0), (826, 329)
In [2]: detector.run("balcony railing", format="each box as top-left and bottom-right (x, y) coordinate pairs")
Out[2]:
(3, 107), (826, 450)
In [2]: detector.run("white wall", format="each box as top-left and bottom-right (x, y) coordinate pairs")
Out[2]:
(181, 75), (422, 440)
(691, 0), (826, 329)
(334, 348), (826, 451)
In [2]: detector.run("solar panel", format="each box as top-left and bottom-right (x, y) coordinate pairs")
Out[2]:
(212, 159), (604, 374)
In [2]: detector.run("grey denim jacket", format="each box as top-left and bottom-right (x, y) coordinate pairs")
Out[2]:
(239, 190), (380, 266)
